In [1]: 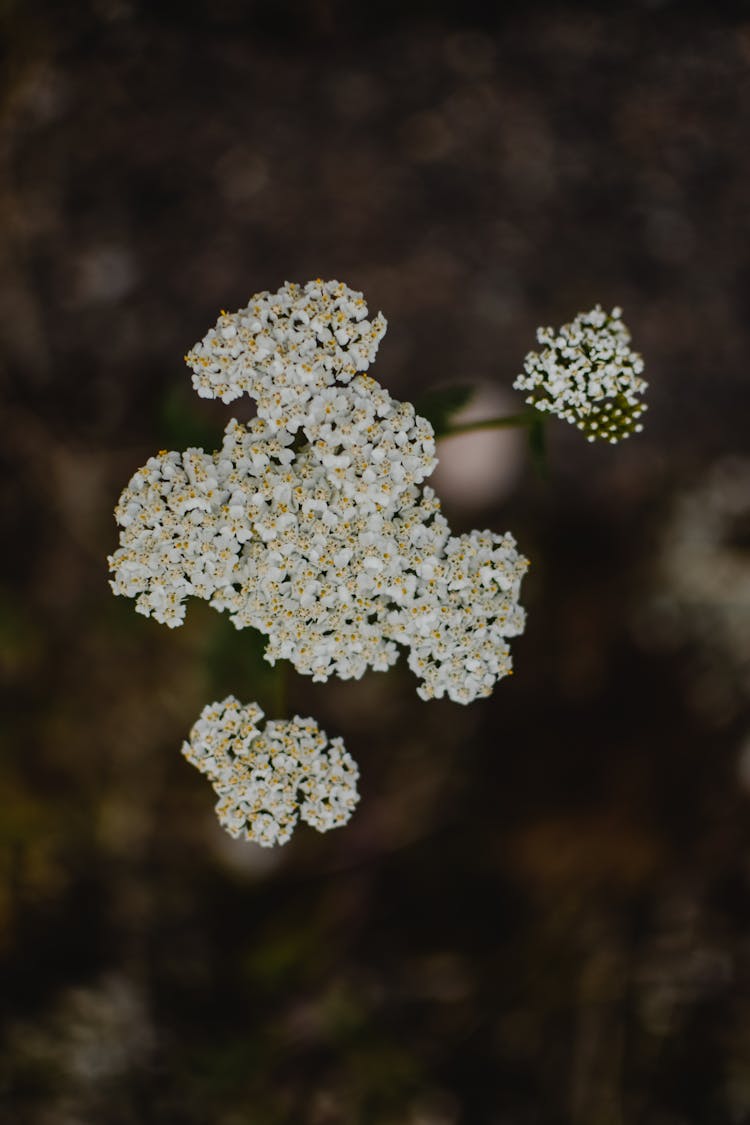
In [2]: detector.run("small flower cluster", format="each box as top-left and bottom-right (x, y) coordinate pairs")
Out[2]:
(182, 697), (359, 846)
(109, 444), (251, 627)
(110, 280), (528, 704)
(186, 278), (387, 411)
(514, 306), (647, 443)
(391, 529), (526, 704)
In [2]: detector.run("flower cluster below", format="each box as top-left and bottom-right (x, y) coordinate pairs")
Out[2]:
(182, 697), (359, 846)
(109, 280), (528, 704)
(514, 306), (647, 443)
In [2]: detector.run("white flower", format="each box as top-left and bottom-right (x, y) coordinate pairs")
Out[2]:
(186, 279), (436, 505)
(649, 458), (750, 698)
(514, 306), (647, 442)
(182, 696), (360, 846)
(185, 279), (387, 410)
(389, 529), (528, 703)
(110, 282), (529, 705)
(107, 446), (234, 627)
(110, 415), (527, 702)
(305, 373), (437, 508)
(213, 429), (446, 683)
(107, 424), (294, 627)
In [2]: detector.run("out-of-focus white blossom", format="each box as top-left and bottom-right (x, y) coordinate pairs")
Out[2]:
(514, 306), (647, 442)
(648, 458), (750, 702)
(5, 974), (154, 1111)
(182, 697), (359, 846)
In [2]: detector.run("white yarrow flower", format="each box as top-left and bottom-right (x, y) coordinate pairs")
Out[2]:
(185, 279), (387, 409)
(514, 306), (647, 442)
(110, 281), (529, 705)
(391, 528), (528, 703)
(182, 697), (360, 846)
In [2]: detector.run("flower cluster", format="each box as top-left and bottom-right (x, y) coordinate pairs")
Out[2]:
(186, 278), (387, 412)
(109, 280), (528, 703)
(391, 529), (527, 704)
(514, 306), (647, 442)
(182, 697), (359, 846)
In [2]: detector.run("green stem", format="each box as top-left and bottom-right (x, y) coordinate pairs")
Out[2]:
(271, 660), (288, 718)
(439, 410), (538, 439)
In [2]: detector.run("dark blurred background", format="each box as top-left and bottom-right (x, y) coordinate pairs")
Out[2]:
(2, 1), (750, 1122)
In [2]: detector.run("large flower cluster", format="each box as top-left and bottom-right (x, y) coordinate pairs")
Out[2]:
(182, 697), (359, 846)
(514, 306), (647, 443)
(109, 280), (528, 704)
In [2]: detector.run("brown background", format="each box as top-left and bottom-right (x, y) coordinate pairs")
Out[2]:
(2, 2), (750, 1122)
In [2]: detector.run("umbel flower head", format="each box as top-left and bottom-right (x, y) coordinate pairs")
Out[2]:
(185, 278), (387, 411)
(109, 280), (528, 704)
(514, 306), (647, 442)
(182, 697), (360, 846)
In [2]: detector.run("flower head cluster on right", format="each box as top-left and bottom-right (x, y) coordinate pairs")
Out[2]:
(514, 305), (647, 442)
(109, 280), (528, 705)
(653, 457), (750, 692)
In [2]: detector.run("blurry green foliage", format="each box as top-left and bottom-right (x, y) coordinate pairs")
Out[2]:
(527, 412), (548, 480)
(181, 600), (282, 716)
(0, 590), (42, 684)
(414, 385), (476, 438)
(159, 386), (227, 452)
